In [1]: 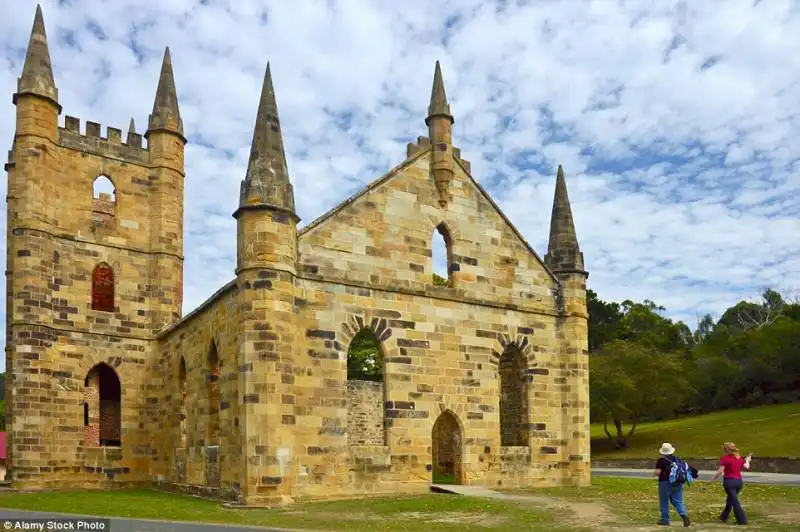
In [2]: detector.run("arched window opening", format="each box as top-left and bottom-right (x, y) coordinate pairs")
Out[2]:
(178, 356), (187, 448)
(83, 363), (122, 447)
(346, 328), (386, 446)
(91, 263), (115, 312)
(499, 346), (529, 447)
(207, 342), (220, 445)
(92, 175), (116, 227)
(432, 224), (453, 287)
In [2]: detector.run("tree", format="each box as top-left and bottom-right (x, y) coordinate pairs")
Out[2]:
(347, 329), (383, 381)
(718, 289), (786, 332)
(590, 340), (694, 449)
(616, 299), (694, 353)
(432, 273), (449, 287)
(0, 399), (4, 431)
(587, 289), (624, 353)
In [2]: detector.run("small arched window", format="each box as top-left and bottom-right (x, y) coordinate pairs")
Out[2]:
(91, 263), (115, 312)
(92, 175), (116, 227)
(432, 223), (453, 287)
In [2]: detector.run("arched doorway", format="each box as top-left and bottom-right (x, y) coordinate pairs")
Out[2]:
(83, 363), (122, 447)
(431, 410), (463, 485)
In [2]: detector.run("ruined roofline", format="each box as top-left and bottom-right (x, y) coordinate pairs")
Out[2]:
(156, 278), (237, 339)
(296, 145), (562, 287)
(453, 158), (561, 286)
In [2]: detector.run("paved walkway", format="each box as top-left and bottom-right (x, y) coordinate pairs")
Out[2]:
(592, 467), (800, 486)
(0, 509), (293, 532)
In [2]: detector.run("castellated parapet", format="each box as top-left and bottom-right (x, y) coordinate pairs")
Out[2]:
(59, 116), (147, 163)
(5, 5), (590, 505)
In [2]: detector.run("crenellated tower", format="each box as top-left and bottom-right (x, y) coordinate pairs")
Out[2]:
(232, 63), (299, 504)
(5, 4), (185, 489)
(426, 61), (455, 207)
(544, 165), (591, 486)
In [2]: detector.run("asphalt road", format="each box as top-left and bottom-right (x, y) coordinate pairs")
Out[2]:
(591, 468), (800, 486)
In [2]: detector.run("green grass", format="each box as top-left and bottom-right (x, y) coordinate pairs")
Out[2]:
(591, 402), (800, 458)
(1, 477), (798, 530)
(0, 488), (565, 532)
(526, 476), (800, 531)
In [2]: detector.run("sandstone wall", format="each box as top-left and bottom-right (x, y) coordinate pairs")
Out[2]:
(154, 281), (241, 498)
(298, 153), (557, 313)
(346, 380), (385, 446)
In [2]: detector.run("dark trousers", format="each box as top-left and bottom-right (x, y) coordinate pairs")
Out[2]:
(721, 478), (748, 524)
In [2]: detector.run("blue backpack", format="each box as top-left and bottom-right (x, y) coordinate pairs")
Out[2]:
(667, 456), (694, 485)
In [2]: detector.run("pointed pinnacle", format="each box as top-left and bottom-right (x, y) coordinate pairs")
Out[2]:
(426, 60), (453, 125)
(146, 47), (183, 138)
(238, 63), (295, 214)
(128, 118), (136, 135)
(545, 165), (584, 273)
(15, 4), (59, 109)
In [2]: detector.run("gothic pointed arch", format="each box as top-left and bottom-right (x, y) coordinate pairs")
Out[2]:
(432, 409), (463, 484)
(431, 222), (454, 287)
(83, 363), (121, 447)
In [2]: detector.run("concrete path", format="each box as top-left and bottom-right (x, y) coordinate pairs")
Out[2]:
(0, 509), (295, 532)
(592, 468), (800, 486)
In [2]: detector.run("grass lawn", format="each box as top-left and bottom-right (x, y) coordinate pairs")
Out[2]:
(591, 402), (800, 458)
(0, 477), (798, 530)
(525, 476), (800, 530)
(0, 487), (566, 532)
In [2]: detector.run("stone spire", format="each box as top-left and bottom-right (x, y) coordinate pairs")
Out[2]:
(146, 47), (183, 138)
(425, 60), (453, 126)
(234, 63), (296, 217)
(126, 118), (138, 145)
(545, 165), (585, 273)
(425, 61), (455, 207)
(14, 4), (59, 110)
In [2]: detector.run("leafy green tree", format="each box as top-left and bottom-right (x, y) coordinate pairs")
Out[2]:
(617, 299), (694, 353)
(590, 340), (694, 449)
(347, 329), (383, 381)
(587, 289), (624, 352)
(0, 399), (4, 431)
(432, 273), (449, 287)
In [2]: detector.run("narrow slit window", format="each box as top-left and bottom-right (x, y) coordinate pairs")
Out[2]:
(432, 224), (453, 287)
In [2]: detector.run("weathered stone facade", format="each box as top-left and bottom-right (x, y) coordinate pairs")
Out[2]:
(4, 6), (590, 505)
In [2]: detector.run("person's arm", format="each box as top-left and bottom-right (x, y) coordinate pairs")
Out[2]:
(708, 465), (725, 482)
(653, 458), (662, 477)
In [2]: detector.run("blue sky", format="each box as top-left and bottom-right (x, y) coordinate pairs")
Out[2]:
(2, 0), (800, 369)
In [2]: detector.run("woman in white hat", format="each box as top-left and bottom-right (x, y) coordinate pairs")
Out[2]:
(653, 442), (691, 527)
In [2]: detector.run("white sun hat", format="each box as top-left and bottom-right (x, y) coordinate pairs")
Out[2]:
(659, 442), (676, 455)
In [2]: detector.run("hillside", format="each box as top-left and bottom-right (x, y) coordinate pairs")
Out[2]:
(590, 403), (800, 459)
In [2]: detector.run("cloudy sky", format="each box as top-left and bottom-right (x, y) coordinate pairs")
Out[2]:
(2, 0), (799, 368)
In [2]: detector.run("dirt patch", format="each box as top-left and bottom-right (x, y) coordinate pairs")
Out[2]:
(398, 511), (506, 527)
(764, 503), (800, 524)
(485, 492), (613, 528)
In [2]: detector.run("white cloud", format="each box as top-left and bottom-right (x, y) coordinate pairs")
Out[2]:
(2, 0), (800, 368)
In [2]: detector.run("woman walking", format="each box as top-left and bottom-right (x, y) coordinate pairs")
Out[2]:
(708, 442), (751, 525)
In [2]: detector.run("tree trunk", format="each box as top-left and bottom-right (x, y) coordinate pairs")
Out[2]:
(603, 420), (613, 441)
(612, 419), (639, 449)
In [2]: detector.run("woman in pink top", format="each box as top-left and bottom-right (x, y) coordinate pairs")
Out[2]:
(708, 441), (751, 525)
